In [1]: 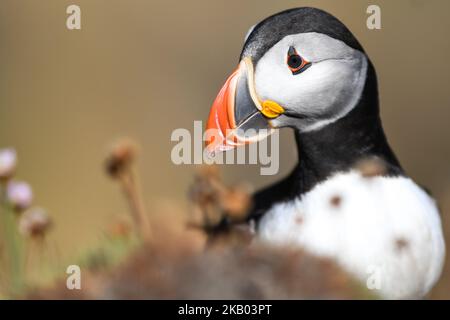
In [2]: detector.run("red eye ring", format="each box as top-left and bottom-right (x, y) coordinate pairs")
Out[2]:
(287, 46), (310, 74)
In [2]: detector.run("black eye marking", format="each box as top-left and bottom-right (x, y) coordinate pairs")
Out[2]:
(287, 46), (311, 75)
(287, 55), (302, 69)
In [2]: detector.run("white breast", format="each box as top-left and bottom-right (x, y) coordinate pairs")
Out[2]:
(257, 171), (445, 299)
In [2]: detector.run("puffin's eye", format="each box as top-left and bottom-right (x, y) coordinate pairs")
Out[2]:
(287, 46), (311, 75)
(288, 54), (302, 68)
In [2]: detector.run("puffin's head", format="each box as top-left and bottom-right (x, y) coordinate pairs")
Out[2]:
(206, 7), (370, 154)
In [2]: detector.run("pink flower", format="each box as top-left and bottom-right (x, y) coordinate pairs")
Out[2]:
(7, 181), (33, 211)
(0, 148), (17, 179)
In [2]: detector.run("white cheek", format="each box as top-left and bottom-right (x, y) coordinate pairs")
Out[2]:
(255, 59), (361, 115)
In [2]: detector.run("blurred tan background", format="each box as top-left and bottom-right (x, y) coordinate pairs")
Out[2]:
(1, 0), (450, 296)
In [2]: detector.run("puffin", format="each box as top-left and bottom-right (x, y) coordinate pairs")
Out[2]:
(204, 7), (445, 299)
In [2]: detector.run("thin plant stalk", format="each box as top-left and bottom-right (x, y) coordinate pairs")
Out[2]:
(0, 186), (24, 296)
(118, 168), (151, 241)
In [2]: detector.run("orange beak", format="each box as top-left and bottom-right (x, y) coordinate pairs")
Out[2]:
(205, 58), (284, 155)
(205, 67), (240, 153)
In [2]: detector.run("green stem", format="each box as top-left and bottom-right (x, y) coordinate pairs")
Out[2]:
(0, 186), (24, 297)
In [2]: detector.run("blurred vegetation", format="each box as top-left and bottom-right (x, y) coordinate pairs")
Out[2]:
(1, 139), (448, 299)
(1, 140), (378, 299)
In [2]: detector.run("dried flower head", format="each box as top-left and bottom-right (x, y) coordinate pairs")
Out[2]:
(19, 207), (52, 238)
(188, 176), (218, 206)
(0, 148), (17, 180)
(7, 180), (33, 211)
(105, 139), (138, 178)
(220, 184), (252, 221)
(188, 165), (254, 234)
(188, 165), (222, 223)
(354, 157), (387, 178)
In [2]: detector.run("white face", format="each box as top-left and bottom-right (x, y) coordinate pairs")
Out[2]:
(252, 32), (368, 132)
